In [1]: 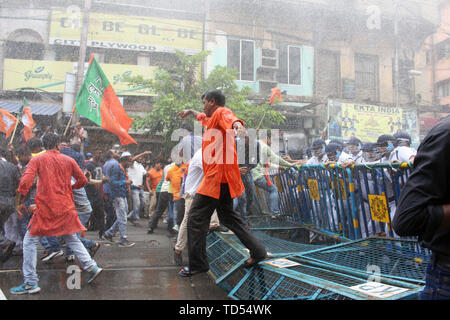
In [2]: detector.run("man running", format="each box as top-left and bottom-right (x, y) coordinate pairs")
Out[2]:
(10, 133), (102, 295)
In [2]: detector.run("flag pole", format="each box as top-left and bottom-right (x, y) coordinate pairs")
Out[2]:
(64, 111), (75, 136)
(9, 117), (20, 144)
(9, 106), (23, 144)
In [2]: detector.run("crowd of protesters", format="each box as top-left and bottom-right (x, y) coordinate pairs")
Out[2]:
(0, 88), (420, 294)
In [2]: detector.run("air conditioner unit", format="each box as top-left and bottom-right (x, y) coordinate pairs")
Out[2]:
(260, 48), (278, 69)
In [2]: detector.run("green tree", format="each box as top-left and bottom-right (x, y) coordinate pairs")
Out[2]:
(126, 50), (285, 149)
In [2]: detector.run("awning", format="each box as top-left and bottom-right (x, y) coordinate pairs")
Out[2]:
(0, 101), (61, 116)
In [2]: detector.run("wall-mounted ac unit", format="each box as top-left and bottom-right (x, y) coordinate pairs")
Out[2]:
(260, 48), (278, 69)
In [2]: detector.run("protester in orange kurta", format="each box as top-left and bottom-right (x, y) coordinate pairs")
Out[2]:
(176, 90), (267, 277)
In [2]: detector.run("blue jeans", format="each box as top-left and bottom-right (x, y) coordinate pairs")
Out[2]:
(419, 257), (450, 300)
(167, 198), (175, 229)
(104, 197), (128, 242)
(254, 176), (280, 215)
(40, 236), (62, 252)
(66, 214), (95, 256)
(129, 189), (145, 220)
(22, 230), (97, 286)
(18, 200), (33, 243)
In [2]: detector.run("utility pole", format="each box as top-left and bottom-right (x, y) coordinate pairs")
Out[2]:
(430, 34), (438, 108)
(394, 0), (400, 109)
(72, 0), (91, 125)
(202, 0), (210, 76)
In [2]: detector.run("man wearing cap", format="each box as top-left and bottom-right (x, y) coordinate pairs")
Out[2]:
(347, 137), (364, 164)
(324, 142), (342, 164)
(101, 151), (135, 247)
(376, 134), (396, 162)
(361, 143), (378, 164)
(390, 132), (416, 163)
(307, 139), (328, 164)
(329, 139), (352, 163)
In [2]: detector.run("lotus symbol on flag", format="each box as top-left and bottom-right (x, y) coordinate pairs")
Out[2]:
(3, 115), (14, 130)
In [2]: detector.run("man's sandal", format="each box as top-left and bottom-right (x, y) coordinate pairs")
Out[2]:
(178, 266), (208, 277)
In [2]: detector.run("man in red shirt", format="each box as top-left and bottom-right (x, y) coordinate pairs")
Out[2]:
(176, 90), (267, 277)
(10, 133), (102, 295)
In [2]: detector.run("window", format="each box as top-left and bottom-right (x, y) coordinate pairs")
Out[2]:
(54, 45), (79, 62)
(5, 41), (44, 60)
(355, 54), (379, 101)
(436, 39), (450, 61)
(104, 50), (138, 65)
(227, 39), (254, 81)
(438, 80), (450, 98)
(277, 44), (302, 85)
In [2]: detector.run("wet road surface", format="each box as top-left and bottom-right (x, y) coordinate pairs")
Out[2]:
(0, 219), (230, 300)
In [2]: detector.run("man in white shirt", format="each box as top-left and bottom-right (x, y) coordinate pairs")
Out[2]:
(376, 134), (396, 162)
(306, 139), (328, 165)
(389, 132), (416, 163)
(347, 137), (364, 164)
(127, 153), (150, 223)
(173, 149), (221, 265)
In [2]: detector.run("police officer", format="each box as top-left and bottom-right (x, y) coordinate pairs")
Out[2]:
(389, 132), (416, 163)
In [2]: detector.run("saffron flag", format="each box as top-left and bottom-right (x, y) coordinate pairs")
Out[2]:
(21, 98), (36, 142)
(269, 87), (282, 105)
(73, 54), (137, 145)
(0, 108), (18, 138)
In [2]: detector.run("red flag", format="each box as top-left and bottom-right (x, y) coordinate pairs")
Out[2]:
(0, 109), (18, 138)
(22, 106), (36, 142)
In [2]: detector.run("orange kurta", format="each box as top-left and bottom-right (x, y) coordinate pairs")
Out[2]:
(196, 107), (245, 199)
(18, 150), (88, 236)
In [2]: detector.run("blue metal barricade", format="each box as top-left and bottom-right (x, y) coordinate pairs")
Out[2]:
(253, 162), (413, 241)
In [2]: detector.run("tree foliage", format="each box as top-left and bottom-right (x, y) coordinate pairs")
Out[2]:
(125, 50), (285, 148)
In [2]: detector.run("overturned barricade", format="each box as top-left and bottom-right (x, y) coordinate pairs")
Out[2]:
(206, 162), (430, 300)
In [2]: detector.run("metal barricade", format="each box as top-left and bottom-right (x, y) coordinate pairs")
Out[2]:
(253, 162), (413, 241)
(351, 162), (412, 239)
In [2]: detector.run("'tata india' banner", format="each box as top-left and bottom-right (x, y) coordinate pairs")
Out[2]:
(328, 100), (404, 143)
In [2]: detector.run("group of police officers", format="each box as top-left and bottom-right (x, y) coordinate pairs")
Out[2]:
(302, 131), (416, 167)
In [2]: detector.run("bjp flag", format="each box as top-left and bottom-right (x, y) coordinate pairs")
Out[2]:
(22, 102), (36, 142)
(73, 54), (137, 145)
(0, 108), (18, 138)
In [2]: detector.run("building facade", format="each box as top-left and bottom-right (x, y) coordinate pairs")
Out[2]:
(0, 0), (442, 152)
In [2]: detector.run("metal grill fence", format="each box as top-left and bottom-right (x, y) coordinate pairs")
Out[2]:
(204, 161), (430, 300)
